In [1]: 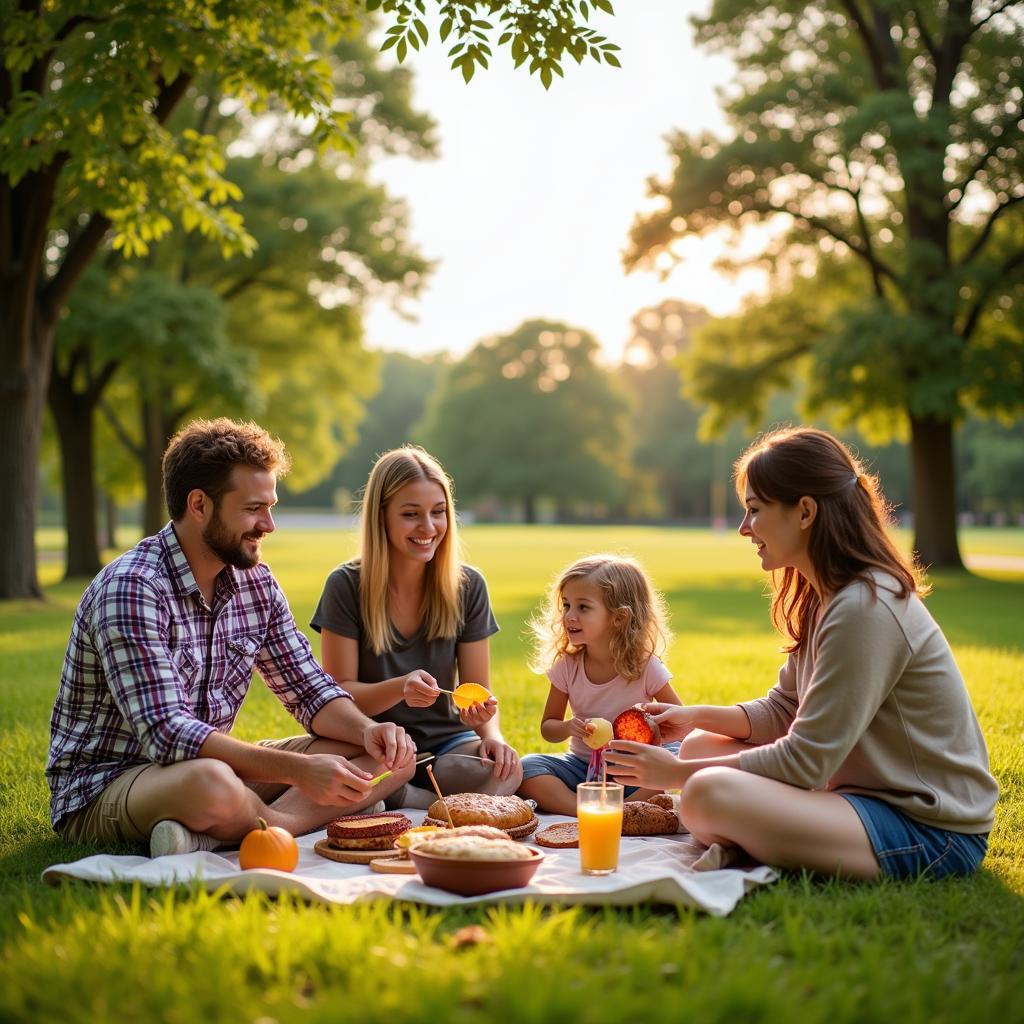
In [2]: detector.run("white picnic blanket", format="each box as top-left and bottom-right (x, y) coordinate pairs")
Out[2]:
(42, 811), (777, 916)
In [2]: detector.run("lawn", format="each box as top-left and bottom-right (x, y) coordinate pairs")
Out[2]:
(2, 525), (1023, 1024)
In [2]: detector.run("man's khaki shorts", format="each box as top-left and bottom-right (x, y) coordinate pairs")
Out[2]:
(57, 735), (319, 846)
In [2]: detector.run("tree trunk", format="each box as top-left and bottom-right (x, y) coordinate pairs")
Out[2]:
(48, 368), (103, 578)
(103, 493), (118, 550)
(0, 315), (52, 599)
(141, 398), (172, 537)
(523, 494), (537, 524)
(909, 415), (963, 571)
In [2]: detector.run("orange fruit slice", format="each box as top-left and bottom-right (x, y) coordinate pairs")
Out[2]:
(452, 682), (492, 709)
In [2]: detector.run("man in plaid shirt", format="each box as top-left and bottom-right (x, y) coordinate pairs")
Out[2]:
(48, 419), (416, 857)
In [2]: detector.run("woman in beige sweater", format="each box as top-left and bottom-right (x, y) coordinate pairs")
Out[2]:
(605, 427), (998, 880)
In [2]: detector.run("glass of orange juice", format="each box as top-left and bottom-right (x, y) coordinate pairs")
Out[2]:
(577, 782), (624, 875)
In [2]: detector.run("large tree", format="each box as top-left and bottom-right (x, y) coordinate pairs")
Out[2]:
(418, 320), (632, 521)
(626, 0), (1024, 569)
(0, 0), (619, 599)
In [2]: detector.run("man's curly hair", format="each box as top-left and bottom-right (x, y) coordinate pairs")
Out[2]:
(162, 418), (291, 520)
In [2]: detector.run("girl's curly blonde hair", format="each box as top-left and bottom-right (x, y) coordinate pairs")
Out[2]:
(529, 554), (670, 681)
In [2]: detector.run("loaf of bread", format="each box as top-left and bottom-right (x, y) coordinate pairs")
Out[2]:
(426, 793), (534, 829)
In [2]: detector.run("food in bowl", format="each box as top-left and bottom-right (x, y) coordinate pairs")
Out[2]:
(409, 838), (544, 895)
(415, 834), (534, 860)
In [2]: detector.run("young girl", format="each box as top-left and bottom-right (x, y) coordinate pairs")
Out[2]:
(518, 554), (682, 815)
(605, 427), (998, 880)
(312, 446), (522, 809)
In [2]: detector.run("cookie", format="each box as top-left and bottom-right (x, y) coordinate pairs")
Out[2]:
(326, 812), (411, 841)
(534, 822), (580, 848)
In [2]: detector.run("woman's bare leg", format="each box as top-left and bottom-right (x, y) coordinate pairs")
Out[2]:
(680, 766), (880, 880)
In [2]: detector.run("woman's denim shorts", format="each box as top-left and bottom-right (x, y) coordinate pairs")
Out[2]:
(840, 793), (988, 880)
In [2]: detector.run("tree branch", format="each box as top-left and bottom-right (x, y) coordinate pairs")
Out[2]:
(961, 247), (1024, 341)
(950, 104), (1024, 206)
(218, 271), (266, 303)
(910, 5), (940, 61)
(41, 72), (192, 320)
(958, 193), (1024, 267)
(89, 358), (121, 403)
(99, 399), (143, 460)
(757, 199), (898, 286)
(53, 14), (110, 43)
(40, 213), (111, 323)
(933, 0), (975, 108)
(971, 0), (1019, 33)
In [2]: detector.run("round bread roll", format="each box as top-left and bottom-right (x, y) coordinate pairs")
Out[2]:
(621, 801), (679, 836)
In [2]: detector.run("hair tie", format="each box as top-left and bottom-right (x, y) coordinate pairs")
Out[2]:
(849, 473), (860, 488)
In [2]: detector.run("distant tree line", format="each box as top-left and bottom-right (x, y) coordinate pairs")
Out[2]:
(283, 301), (1024, 529)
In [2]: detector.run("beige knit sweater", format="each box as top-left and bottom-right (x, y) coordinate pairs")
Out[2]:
(737, 572), (998, 833)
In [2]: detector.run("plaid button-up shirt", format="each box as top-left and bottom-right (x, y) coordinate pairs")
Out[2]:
(47, 523), (351, 830)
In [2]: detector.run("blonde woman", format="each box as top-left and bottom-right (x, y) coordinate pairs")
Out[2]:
(312, 446), (522, 808)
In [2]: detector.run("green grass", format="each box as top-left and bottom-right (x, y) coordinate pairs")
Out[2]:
(2, 526), (1023, 1024)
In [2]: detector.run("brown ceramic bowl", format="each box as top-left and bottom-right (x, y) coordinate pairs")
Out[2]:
(409, 846), (544, 896)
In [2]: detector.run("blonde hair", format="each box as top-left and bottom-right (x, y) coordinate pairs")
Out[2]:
(529, 554), (670, 681)
(357, 446), (464, 655)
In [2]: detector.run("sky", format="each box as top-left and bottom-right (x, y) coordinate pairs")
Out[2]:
(363, 0), (768, 363)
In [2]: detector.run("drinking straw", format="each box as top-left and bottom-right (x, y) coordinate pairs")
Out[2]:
(425, 764), (455, 829)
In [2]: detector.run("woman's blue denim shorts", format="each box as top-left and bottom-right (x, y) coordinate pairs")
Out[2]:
(840, 793), (989, 880)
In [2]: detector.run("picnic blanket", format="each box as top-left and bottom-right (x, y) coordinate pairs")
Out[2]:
(41, 810), (777, 916)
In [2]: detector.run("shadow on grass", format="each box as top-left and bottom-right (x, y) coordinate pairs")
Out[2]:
(925, 572), (1024, 650)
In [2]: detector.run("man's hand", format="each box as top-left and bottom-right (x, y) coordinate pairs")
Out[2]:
(479, 737), (520, 783)
(293, 754), (375, 805)
(362, 721), (416, 771)
(402, 670), (441, 707)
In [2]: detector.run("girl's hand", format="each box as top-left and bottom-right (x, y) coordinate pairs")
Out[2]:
(402, 670), (441, 707)
(566, 716), (592, 741)
(640, 702), (698, 743)
(604, 740), (685, 791)
(459, 696), (498, 727)
(479, 738), (520, 782)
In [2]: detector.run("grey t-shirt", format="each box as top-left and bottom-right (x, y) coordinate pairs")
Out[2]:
(310, 561), (499, 752)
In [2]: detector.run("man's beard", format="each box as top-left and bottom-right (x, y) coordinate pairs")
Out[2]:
(203, 508), (263, 569)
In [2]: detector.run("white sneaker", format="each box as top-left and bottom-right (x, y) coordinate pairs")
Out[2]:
(149, 820), (221, 857)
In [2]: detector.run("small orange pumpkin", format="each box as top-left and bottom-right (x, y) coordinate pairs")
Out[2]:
(239, 817), (299, 872)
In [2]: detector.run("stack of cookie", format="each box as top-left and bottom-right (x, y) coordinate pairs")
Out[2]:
(317, 811), (412, 863)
